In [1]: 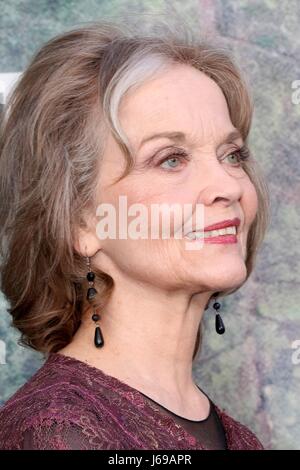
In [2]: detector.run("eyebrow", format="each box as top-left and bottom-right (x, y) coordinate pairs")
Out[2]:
(139, 129), (243, 149)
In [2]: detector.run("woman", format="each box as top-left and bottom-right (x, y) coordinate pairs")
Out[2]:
(0, 20), (269, 450)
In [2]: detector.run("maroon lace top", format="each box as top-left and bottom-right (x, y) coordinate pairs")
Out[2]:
(0, 352), (264, 450)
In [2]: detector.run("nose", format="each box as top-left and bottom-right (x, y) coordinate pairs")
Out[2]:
(196, 156), (243, 208)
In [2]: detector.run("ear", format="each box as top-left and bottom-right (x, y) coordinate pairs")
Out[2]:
(73, 212), (102, 257)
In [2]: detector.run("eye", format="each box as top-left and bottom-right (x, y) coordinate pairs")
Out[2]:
(224, 146), (250, 166)
(226, 152), (240, 165)
(158, 150), (189, 171)
(161, 156), (181, 169)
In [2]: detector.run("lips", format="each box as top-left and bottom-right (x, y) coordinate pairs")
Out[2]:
(184, 217), (241, 239)
(203, 217), (241, 233)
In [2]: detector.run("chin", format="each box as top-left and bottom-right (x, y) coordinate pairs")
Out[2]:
(191, 261), (247, 292)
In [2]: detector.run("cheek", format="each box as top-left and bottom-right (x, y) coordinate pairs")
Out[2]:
(109, 178), (196, 233)
(97, 181), (195, 268)
(241, 179), (259, 230)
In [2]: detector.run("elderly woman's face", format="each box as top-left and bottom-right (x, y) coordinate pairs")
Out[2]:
(94, 64), (258, 293)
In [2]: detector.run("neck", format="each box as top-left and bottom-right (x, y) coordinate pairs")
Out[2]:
(60, 274), (214, 401)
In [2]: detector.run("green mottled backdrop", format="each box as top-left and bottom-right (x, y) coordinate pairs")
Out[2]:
(0, 0), (299, 450)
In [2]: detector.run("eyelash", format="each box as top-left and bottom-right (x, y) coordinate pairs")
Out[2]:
(157, 146), (250, 171)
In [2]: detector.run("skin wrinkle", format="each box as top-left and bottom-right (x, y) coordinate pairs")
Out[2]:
(59, 63), (258, 421)
(138, 129), (243, 150)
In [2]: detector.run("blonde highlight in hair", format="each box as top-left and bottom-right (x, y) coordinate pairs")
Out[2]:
(0, 19), (270, 359)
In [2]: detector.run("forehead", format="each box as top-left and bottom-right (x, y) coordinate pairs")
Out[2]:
(118, 63), (233, 148)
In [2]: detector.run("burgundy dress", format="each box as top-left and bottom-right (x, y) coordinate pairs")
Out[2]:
(0, 352), (264, 450)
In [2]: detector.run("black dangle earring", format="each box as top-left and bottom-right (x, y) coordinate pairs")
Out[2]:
(86, 255), (104, 348)
(212, 293), (225, 335)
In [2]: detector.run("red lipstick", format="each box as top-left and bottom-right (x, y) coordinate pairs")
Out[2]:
(204, 217), (241, 232)
(185, 217), (241, 244)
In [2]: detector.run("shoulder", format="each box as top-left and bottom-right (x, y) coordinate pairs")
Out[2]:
(0, 354), (120, 449)
(214, 404), (265, 450)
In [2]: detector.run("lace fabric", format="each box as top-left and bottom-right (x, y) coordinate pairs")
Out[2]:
(0, 352), (264, 450)
(138, 388), (228, 450)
